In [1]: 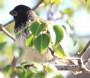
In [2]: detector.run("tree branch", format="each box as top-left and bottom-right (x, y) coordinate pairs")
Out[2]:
(54, 64), (84, 71)
(32, 0), (43, 10)
(79, 41), (90, 57)
(0, 24), (15, 41)
(23, 63), (85, 72)
(3, 19), (14, 27)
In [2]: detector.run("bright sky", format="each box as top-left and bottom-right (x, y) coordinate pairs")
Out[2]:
(0, 0), (90, 36)
(73, 9), (90, 36)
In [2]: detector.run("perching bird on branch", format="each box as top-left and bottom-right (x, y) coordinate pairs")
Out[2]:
(9, 5), (53, 62)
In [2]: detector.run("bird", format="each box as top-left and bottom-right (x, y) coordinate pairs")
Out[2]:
(9, 5), (53, 62)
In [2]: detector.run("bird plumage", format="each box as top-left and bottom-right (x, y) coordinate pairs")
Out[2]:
(10, 5), (53, 62)
(10, 5), (34, 33)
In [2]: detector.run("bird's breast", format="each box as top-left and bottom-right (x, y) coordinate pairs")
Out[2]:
(15, 31), (27, 47)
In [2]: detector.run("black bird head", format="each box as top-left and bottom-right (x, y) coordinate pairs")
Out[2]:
(10, 5), (34, 30)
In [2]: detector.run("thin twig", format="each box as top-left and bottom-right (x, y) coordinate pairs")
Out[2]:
(32, 0), (43, 10)
(16, 63), (85, 72)
(11, 56), (17, 67)
(79, 41), (90, 57)
(54, 64), (84, 71)
(48, 47), (54, 56)
(2, 26), (15, 41)
(3, 19), (14, 27)
(0, 20), (15, 41)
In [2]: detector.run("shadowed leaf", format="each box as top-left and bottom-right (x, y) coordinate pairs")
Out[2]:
(3, 65), (13, 75)
(0, 42), (7, 50)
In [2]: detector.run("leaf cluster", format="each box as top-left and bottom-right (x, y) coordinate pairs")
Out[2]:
(26, 20), (65, 58)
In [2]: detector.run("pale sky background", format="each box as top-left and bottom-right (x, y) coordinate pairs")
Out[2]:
(0, 0), (90, 36)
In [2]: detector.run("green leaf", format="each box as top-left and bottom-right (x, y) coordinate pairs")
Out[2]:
(44, 0), (61, 6)
(16, 66), (23, 70)
(51, 0), (61, 5)
(52, 45), (66, 58)
(54, 74), (64, 78)
(34, 34), (50, 54)
(30, 21), (47, 36)
(36, 23), (47, 35)
(55, 0), (61, 6)
(18, 70), (25, 78)
(85, 0), (90, 12)
(86, 0), (90, 4)
(30, 21), (40, 35)
(0, 0), (3, 8)
(3, 65), (13, 75)
(34, 72), (46, 78)
(44, 0), (50, 6)
(26, 34), (34, 47)
(45, 65), (53, 72)
(61, 8), (74, 15)
(51, 0), (56, 3)
(25, 69), (34, 78)
(0, 42), (7, 50)
(53, 25), (64, 48)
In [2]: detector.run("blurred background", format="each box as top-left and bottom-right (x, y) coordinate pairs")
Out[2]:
(0, 0), (90, 78)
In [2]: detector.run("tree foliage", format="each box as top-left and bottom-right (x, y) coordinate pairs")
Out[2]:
(0, 0), (90, 78)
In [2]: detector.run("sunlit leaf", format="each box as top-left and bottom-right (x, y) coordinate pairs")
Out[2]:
(53, 25), (64, 48)
(51, 0), (61, 5)
(44, 0), (50, 6)
(86, 0), (90, 13)
(52, 45), (66, 58)
(54, 74), (64, 78)
(26, 34), (34, 47)
(61, 8), (74, 15)
(55, 0), (61, 6)
(51, 0), (56, 3)
(71, 0), (82, 8)
(34, 34), (50, 54)
(0, 0), (3, 8)
(0, 32), (6, 42)
(5, 46), (13, 59)
(45, 65), (53, 72)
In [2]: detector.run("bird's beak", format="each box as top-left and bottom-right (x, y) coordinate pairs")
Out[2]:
(9, 10), (17, 16)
